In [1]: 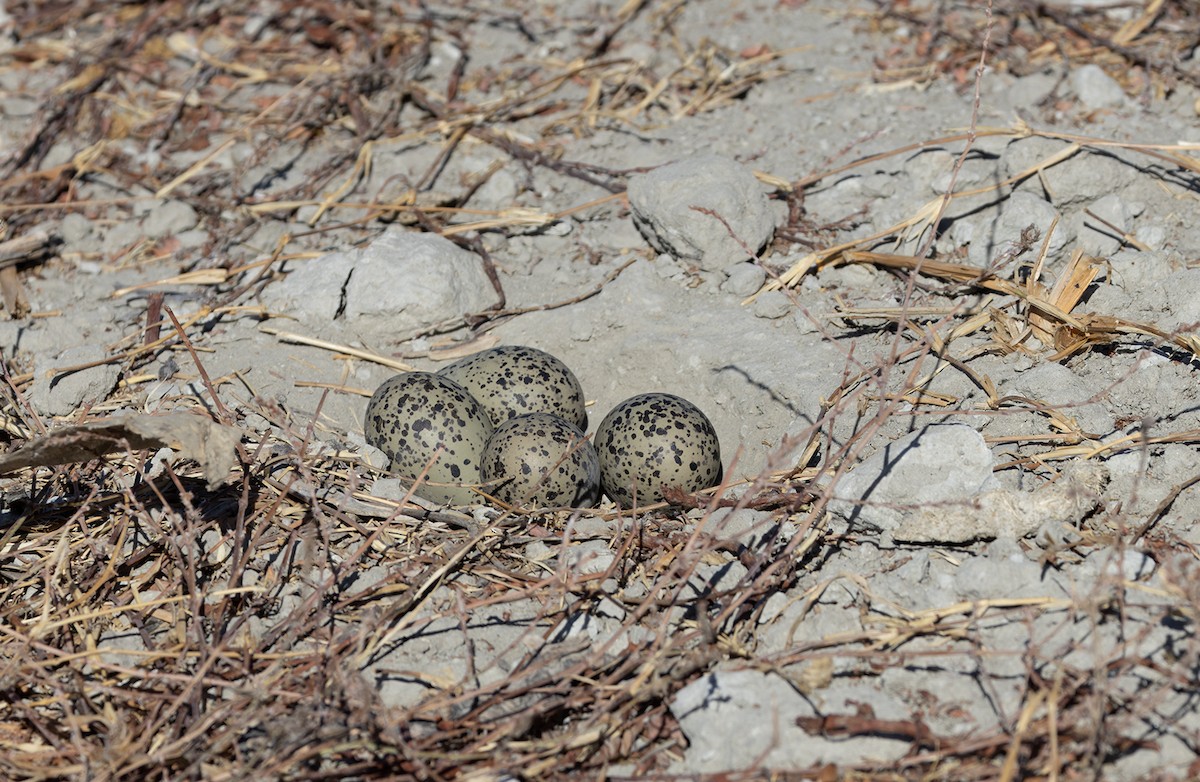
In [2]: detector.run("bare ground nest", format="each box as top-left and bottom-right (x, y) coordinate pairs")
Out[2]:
(3, 1), (1200, 780)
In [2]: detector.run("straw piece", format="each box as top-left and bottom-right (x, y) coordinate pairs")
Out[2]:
(259, 326), (416, 371)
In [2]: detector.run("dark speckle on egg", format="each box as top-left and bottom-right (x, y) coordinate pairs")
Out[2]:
(364, 371), (494, 506)
(481, 413), (600, 508)
(594, 393), (722, 508)
(438, 346), (587, 430)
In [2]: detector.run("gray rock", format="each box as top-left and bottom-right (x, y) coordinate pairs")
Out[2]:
(1110, 730), (1200, 782)
(698, 507), (785, 552)
(362, 612), (464, 710)
(368, 477), (417, 503)
(1005, 361), (1115, 436)
(549, 604), (625, 645)
(41, 138), (78, 169)
(29, 344), (121, 417)
(895, 460), (1108, 544)
(356, 442), (390, 470)
(967, 191), (1069, 268)
(1152, 268), (1200, 332)
(1106, 249), (1175, 289)
(829, 423), (999, 535)
(757, 590), (866, 653)
(59, 212), (95, 245)
(668, 669), (909, 773)
(174, 227), (211, 250)
(1091, 548), (1156, 582)
(721, 261), (767, 297)
(758, 592), (790, 624)
(1077, 193), (1132, 255)
(561, 539), (616, 575)
(201, 528), (231, 567)
(954, 538), (1055, 600)
(100, 221), (144, 255)
(1, 95), (37, 116)
(1134, 222), (1165, 251)
(362, 594), (549, 711)
(142, 198), (199, 238)
(260, 227), (499, 337)
(682, 558), (747, 600)
(1001, 135), (1065, 183)
(241, 219), (290, 258)
(929, 152), (993, 193)
(627, 154), (776, 272)
(1054, 153), (1137, 207)
(865, 549), (962, 609)
(1001, 139), (1138, 208)
(1071, 64), (1126, 110)
(751, 289), (791, 319)
(1006, 70), (1058, 109)
(902, 148), (953, 191)
(97, 625), (149, 669)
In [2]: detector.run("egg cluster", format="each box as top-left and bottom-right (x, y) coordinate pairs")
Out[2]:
(364, 346), (722, 509)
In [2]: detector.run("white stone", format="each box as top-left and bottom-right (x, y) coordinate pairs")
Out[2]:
(751, 289), (791, 319)
(627, 154), (777, 272)
(29, 344), (121, 417)
(143, 198), (199, 238)
(669, 669), (909, 772)
(721, 261), (768, 297)
(260, 227), (498, 338)
(1078, 193), (1131, 255)
(1071, 64), (1126, 110)
(967, 191), (1070, 268)
(829, 423), (998, 535)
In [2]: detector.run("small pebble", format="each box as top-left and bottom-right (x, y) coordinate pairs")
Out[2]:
(752, 290), (791, 319)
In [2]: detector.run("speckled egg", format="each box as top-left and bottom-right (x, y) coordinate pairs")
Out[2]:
(481, 413), (600, 508)
(364, 371), (494, 506)
(438, 346), (587, 431)
(594, 393), (722, 508)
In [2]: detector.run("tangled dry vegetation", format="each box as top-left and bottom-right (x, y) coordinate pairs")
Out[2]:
(2, 1), (1200, 780)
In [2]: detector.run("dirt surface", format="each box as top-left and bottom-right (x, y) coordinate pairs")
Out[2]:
(3, 1), (1200, 780)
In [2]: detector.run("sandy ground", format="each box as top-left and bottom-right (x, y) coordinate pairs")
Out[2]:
(3, 1), (1200, 779)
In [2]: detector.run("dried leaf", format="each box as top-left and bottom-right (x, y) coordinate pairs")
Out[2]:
(1029, 249), (1099, 345)
(0, 413), (241, 489)
(0, 267), (29, 317)
(53, 63), (105, 95)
